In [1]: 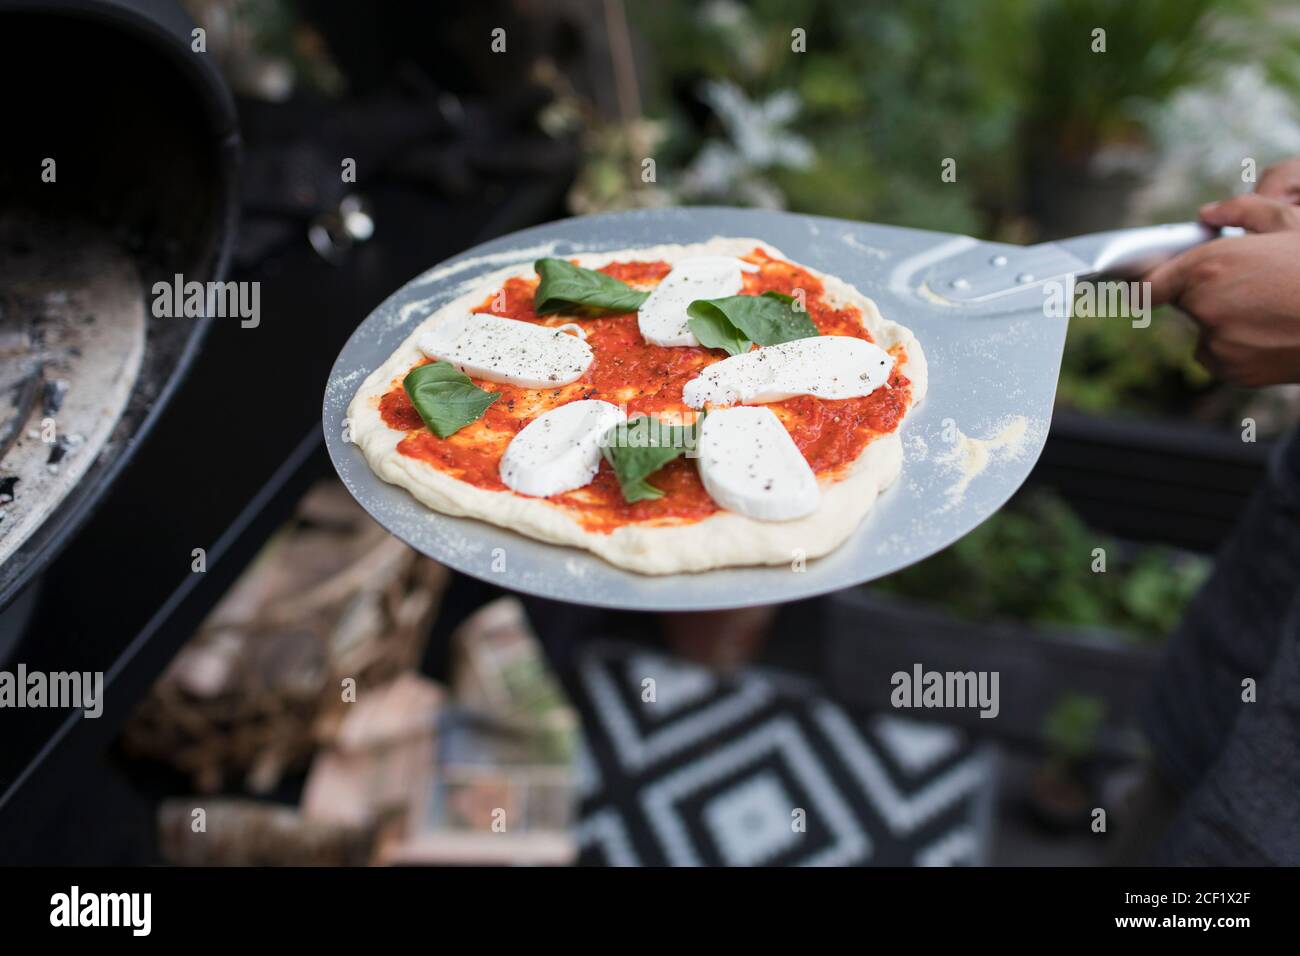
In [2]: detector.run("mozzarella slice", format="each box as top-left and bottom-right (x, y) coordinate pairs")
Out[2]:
(696, 406), (819, 521)
(419, 313), (592, 387)
(637, 256), (759, 347)
(682, 335), (892, 408)
(499, 400), (625, 497)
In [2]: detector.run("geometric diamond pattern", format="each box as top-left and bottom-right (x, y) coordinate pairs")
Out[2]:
(641, 715), (870, 865)
(566, 641), (996, 867)
(871, 714), (964, 775)
(575, 807), (640, 867)
(703, 771), (802, 866)
(579, 643), (773, 773)
(815, 702), (995, 838)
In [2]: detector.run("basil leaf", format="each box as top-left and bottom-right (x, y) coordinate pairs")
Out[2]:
(600, 414), (704, 504)
(403, 361), (500, 438)
(686, 291), (819, 356)
(534, 258), (650, 316)
(684, 300), (752, 355)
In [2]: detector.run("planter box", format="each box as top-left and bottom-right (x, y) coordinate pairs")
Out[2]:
(1031, 409), (1270, 553)
(823, 588), (1158, 762)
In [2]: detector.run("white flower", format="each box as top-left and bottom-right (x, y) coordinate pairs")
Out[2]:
(698, 80), (814, 170)
(1130, 65), (1300, 218)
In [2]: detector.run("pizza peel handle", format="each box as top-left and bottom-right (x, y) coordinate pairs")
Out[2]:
(927, 221), (1232, 305)
(1062, 222), (1225, 278)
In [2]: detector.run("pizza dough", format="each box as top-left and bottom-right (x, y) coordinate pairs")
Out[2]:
(348, 238), (927, 574)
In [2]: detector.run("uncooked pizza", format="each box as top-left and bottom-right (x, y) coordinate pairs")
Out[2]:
(348, 238), (927, 574)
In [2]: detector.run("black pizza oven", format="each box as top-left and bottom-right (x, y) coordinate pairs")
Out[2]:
(0, 0), (240, 618)
(0, 0), (588, 861)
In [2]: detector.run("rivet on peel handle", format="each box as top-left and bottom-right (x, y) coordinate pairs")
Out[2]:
(924, 222), (1227, 305)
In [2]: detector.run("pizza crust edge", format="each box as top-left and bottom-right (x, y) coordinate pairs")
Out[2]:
(347, 238), (927, 575)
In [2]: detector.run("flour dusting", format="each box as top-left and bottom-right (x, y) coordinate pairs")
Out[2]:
(840, 232), (890, 260)
(937, 415), (1032, 507)
(414, 240), (570, 287)
(915, 280), (959, 307)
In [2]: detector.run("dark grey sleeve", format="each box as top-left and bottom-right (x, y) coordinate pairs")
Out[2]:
(1149, 599), (1300, 865)
(1140, 427), (1300, 864)
(1141, 428), (1300, 792)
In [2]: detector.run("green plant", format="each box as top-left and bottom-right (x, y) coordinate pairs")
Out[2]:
(1042, 693), (1108, 763)
(872, 488), (1209, 643)
(1056, 307), (1212, 417)
(1019, 0), (1277, 158)
(631, 0), (1035, 231)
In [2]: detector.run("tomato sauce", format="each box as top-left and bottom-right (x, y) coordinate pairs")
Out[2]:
(378, 249), (912, 532)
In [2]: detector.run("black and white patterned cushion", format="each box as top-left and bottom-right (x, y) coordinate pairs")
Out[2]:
(562, 641), (996, 867)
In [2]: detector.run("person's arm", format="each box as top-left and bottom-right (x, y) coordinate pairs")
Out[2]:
(1137, 156), (1300, 864)
(1145, 231), (1300, 386)
(1144, 155), (1300, 387)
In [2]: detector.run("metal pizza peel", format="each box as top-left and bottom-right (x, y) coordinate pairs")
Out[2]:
(323, 207), (1224, 610)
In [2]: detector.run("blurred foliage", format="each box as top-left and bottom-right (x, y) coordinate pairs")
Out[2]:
(630, 0), (1296, 233)
(871, 489), (1209, 643)
(1042, 693), (1109, 762)
(1020, 0), (1274, 158)
(1057, 306), (1211, 416)
(616, 0), (1300, 434)
(634, 0), (1032, 231)
(183, 0), (345, 99)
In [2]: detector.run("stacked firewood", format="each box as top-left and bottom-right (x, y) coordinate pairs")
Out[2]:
(125, 480), (579, 865)
(121, 482), (448, 795)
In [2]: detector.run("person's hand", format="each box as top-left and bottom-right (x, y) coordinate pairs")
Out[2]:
(1256, 156), (1300, 203)
(1143, 154), (1300, 386)
(1198, 193), (1300, 233)
(1146, 230), (1300, 386)
(1197, 156), (1300, 233)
